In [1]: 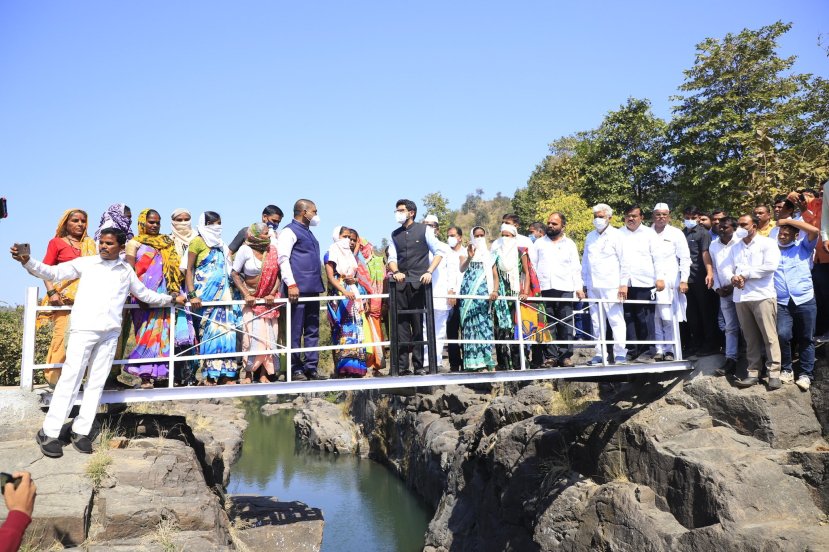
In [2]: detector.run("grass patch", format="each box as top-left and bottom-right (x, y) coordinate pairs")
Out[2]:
(338, 390), (354, 418)
(189, 413), (213, 433)
(146, 516), (181, 552)
(547, 382), (590, 416)
(85, 449), (113, 489)
(605, 439), (629, 483)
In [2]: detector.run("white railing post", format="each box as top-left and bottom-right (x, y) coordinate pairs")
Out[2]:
(515, 295), (526, 370)
(168, 304), (176, 388)
(20, 286), (39, 391)
(284, 299), (292, 382)
(671, 299), (683, 361)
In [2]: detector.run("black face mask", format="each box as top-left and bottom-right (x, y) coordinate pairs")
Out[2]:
(546, 228), (561, 238)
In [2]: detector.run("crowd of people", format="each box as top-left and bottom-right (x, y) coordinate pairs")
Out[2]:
(9, 186), (829, 458)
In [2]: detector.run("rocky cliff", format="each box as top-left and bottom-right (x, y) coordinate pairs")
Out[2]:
(296, 349), (829, 551)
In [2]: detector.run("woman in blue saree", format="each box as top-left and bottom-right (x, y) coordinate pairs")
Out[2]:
(459, 226), (500, 371)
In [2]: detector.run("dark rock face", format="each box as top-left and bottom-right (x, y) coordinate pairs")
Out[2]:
(228, 495), (324, 552)
(297, 352), (829, 551)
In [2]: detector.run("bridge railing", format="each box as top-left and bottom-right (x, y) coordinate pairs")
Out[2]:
(18, 286), (688, 402)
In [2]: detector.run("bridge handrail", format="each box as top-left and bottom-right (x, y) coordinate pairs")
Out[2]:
(18, 286), (684, 392)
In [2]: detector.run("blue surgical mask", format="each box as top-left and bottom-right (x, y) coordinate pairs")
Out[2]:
(683, 219), (698, 230)
(529, 235), (537, 243)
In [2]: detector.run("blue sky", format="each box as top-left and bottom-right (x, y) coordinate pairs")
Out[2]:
(1, 1), (826, 305)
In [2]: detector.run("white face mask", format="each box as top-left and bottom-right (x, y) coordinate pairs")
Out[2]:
(309, 215), (320, 227)
(735, 227), (749, 240)
(447, 236), (458, 248)
(336, 237), (351, 249)
(778, 239), (796, 248)
(683, 219), (698, 229)
(426, 226), (435, 237)
(593, 217), (608, 232)
(473, 236), (487, 251)
(395, 211), (408, 225)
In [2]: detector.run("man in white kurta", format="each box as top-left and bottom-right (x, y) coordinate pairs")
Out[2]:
(651, 203), (691, 360)
(582, 204), (629, 364)
(12, 229), (179, 459)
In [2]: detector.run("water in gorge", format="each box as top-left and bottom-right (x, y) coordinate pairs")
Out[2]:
(228, 398), (433, 552)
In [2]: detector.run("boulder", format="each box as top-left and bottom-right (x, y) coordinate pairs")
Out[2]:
(88, 439), (228, 543)
(293, 398), (362, 454)
(228, 495), (324, 552)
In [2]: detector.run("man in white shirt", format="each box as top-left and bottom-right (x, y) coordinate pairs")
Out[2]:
(422, 215), (458, 371)
(619, 205), (666, 362)
(651, 203), (691, 361)
(582, 204), (629, 365)
(443, 225), (467, 371)
(530, 212), (584, 367)
(11, 229), (183, 459)
(723, 214), (782, 389)
(710, 217), (741, 377)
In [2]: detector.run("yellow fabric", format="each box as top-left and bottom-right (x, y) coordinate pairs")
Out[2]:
(43, 310), (70, 386)
(132, 208), (183, 293)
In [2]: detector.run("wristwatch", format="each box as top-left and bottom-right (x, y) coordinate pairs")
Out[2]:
(47, 289), (58, 297)
(187, 291), (198, 299)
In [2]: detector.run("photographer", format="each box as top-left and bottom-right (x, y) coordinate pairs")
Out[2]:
(1, 472), (36, 552)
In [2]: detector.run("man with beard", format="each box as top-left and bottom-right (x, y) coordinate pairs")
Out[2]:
(529, 212), (584, 367)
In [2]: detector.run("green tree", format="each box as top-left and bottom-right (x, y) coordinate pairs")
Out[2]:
(422, 191), (451, 237)
(513, 136), (584, 227)
(668, 21), (820, 213)
(577, 98), (669, 211)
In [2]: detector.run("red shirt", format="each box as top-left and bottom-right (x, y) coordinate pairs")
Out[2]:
(803, 197), (828, 265)
(0, 510), (32, 552)
(42, 238), (81, 266)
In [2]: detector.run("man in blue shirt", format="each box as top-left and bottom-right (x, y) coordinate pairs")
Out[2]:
(774, 217), (820, 391)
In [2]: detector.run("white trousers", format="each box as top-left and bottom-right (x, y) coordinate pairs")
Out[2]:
(43, 329), (120, 439)
(587, 288), (627, 360)
(423, 308), (450, 367)
(654, 277), (686, 355)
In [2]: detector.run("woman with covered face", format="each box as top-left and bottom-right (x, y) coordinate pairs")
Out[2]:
(458, 226), (499, 371)
(491, 223), (532, 370)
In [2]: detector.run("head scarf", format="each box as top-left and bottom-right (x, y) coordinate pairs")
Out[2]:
(328, 226), (358, 278)
(495, 224), (519, 290)
(197, 212), (224, 249)
(95, 203), (133, 242)
(133, 208), (182, 293)
(470, 226), (492, 263)
(37, 209), (98, 320)
(170, 208), (195, 257)
(245, 222), (272, 252)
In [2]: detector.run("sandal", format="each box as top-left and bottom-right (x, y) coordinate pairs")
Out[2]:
(140, 379), (154, 389)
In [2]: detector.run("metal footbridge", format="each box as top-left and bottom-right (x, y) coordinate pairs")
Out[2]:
(18, 285), (692, 404)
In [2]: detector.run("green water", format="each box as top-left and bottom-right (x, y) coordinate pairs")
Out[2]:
(228, 398), (432, 552)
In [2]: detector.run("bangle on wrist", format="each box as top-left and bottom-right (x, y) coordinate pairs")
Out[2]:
(47, 289), (58, 297)
(187, 291), (198, 299)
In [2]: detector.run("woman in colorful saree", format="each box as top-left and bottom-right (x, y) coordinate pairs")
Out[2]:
(325, 226), (369, 377)
(38, 209), (97, 387)
(458, 226), (499, 371)
(186, 211), (239, 385)
(491, 223), (531, 370)
(354, 232), (385, 375)
(124, 209), (183, 388)
(231, 223), (281, 384)
(94, 203), (133, 242)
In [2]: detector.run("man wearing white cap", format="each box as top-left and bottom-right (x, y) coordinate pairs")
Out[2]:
(651, 203), (691, 361)
(582, 204), (629, 365)
(422, 214), (456, 370)
(530, 212), (584, 367)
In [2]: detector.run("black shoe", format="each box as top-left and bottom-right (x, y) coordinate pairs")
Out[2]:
(399, 369), (413, 376)
(664, 352), (675, 362)
(414, 369), (428, 376)
(36, 430), (64, 458)
(715, 358), (736, 377)
(292, 371), (308, 381)
(306, 372), (329, 381)
(734, 376), (759, 388)
(767, 377), (782, 391)
(71, 432), (94, 454)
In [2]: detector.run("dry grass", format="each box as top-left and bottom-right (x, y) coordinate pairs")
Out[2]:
(143, 516), (181, 552)
(547, 382), (590, 416)
(85, 449), (113, 489)
(338, 390), (354, 418)
(189, 413), (213, 433)
(606, 439), (629, 483)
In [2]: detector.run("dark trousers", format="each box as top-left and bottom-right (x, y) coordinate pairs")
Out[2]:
(813, 263), (829, 336)
(624, 286), (655, 357)
(685, 280), (721, 352)
(396, 283), (425, 371)
(290, 296), (320, 374)
(541, 288), (574, 361)
(778, 297), (817, 379)
(446, 304), (462, 370)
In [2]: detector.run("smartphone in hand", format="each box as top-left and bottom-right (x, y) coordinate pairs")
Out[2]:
(0, 472), (23, 494)
(14, 243), (31, 256)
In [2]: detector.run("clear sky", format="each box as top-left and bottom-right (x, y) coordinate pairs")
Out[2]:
(0, 1), (826, 305)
